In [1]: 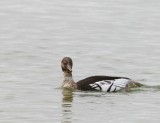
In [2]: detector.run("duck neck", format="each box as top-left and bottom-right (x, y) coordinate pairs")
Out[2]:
(62, 72), (77, 90)
(63, 72), (73, 78)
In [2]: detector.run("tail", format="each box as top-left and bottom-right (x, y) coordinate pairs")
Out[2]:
(128, 80), (144, 88)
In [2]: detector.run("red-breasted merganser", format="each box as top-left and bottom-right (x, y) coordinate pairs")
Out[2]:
(61, 57), (142, 92)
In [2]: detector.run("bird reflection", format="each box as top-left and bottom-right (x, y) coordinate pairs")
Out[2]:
(61, 89), (73, 123)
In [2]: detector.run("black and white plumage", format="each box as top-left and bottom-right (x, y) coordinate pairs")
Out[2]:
(61, 57), (142, 92)
(76, 76), (141, 92)
(89, 79), (130, 92)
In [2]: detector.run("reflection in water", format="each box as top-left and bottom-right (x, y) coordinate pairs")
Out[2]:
(61, 89), (74, 123)
(141, 85), (160, 92)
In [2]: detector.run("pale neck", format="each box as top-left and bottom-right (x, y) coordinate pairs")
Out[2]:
(63, 72), (74, 83)
(63, 72), (72, 78)
(62, 72), (77, 89)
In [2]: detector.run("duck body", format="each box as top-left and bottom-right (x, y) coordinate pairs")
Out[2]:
(76, 76), (129, 92)
(61, 57), (142, 92)
(76, 76), (141, 92)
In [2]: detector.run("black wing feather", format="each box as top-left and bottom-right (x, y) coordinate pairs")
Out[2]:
(76, 76), (130, 91)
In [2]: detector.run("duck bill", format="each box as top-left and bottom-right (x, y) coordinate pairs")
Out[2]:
(67, 64), (72, 72)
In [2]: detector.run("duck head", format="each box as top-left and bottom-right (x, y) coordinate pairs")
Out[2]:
(61, 57), (73, 73)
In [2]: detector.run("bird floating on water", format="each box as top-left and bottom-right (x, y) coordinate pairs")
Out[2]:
(61, 57), (142, 92)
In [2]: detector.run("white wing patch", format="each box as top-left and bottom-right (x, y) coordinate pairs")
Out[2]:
(89, 79), (130, 92)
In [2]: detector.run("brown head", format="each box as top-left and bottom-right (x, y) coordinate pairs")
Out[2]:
(61, 57), (73, 73)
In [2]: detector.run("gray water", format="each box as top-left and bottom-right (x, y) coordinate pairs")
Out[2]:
(0, 0), (160, 123)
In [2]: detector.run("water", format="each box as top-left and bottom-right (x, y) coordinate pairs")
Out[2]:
(0, 0), (160, 123)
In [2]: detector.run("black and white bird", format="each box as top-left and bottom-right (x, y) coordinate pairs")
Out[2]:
(61, 57), (142, 92)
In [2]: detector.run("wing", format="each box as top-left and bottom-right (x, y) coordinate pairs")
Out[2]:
(89, 78), (131, 92)
(76, 76), (130, 91)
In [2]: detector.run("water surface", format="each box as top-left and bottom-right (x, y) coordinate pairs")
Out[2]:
(0, 0), (160, 123)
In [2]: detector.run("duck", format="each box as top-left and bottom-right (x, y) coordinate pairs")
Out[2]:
(61, 57), (142, 92)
